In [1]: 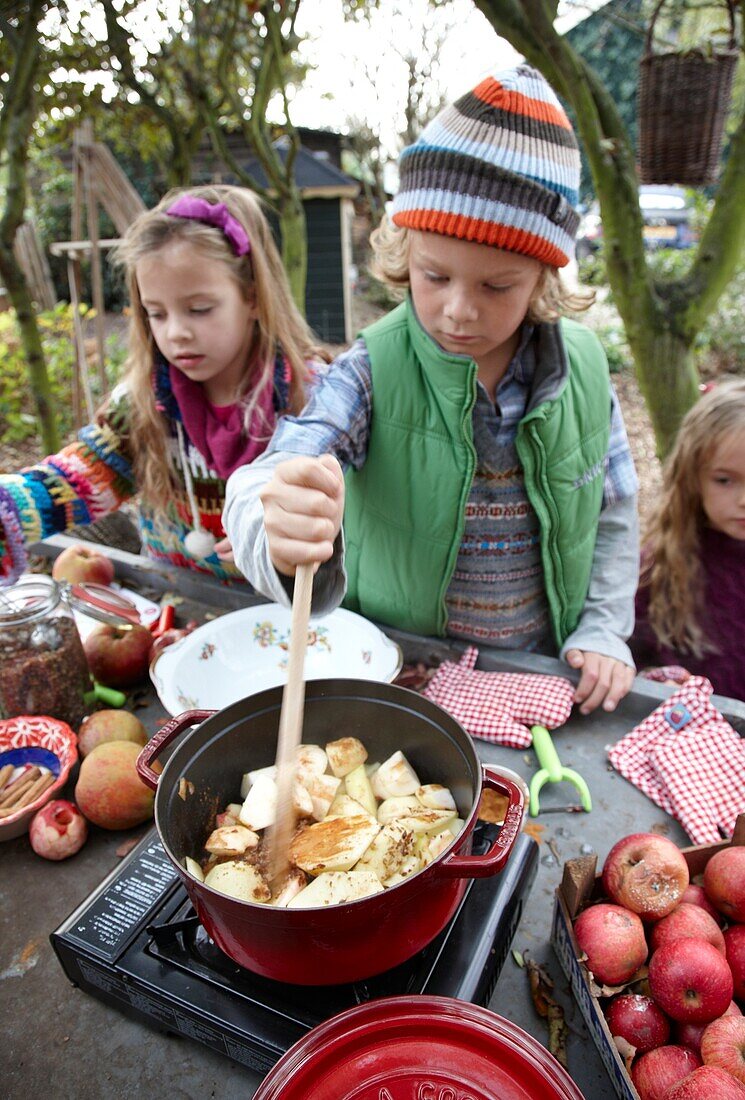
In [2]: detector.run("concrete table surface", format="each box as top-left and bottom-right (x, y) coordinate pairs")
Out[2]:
(3, 538), (743, 1100)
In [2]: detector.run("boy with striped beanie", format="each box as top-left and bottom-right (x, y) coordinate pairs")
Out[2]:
(225, 64), (640, 717)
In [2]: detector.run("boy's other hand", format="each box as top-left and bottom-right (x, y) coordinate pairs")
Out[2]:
(565, 649), (635, 715)
(260, 454), (345, 577)
(214, 537), (234, 562)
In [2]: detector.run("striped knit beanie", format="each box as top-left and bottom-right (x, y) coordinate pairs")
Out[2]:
(391, 64), (581, 268)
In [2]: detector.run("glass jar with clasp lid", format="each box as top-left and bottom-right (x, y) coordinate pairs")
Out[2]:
(0, 575), (142, 728)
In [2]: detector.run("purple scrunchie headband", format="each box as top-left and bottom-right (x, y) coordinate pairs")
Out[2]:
(165, 196), (251, 257)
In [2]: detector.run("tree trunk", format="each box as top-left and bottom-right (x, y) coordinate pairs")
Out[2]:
(277, 190), (308, 312)
(627, 326), (700, 457)
(473, 0), (745, 459)
(0, 1), (60, 455)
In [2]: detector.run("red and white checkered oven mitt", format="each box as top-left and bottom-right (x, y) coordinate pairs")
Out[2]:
(422, 646), (576, 748)
(608, 676), (745, 844)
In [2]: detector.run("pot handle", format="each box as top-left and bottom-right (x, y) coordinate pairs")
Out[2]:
(136, 709), (215, 790)
(435, 768), (525, 879)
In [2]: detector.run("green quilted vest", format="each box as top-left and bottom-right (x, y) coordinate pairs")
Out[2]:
(343, 299), (611, 644)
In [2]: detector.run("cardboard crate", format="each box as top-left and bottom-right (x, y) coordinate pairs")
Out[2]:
(551, 816), (745, 1100)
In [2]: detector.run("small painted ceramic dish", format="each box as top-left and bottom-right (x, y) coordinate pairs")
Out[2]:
(150, 603), (403, 716)
(0, 716), (78, 841)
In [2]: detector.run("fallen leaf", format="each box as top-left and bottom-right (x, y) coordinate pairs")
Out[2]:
(523, 821), (545, 844)
(116, 836), (141, 858)
(512, 949), (525, 968)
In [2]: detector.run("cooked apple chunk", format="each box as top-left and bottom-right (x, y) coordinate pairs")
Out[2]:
(204, 860), (271, 903)
(296, 770), (341, 820)
(271, 868), (308, 907)
(325, 736), (368, 778)
(421, 830), (454, 865)
(296, 743), (328, 775)
(371, 751), (421, 800)
(355, 822), (415, 882)
(327, 792), (374, 820)
(287, 870), (383, 908)
(416, 784), (457, 812)
(377, 794), (420, 824)
(204, 825), (260, 857)
(184, 856), (205, 882)
(399, 808), (457, 835)
(344, 762), (377, 815)
(289, 814), (380, 875)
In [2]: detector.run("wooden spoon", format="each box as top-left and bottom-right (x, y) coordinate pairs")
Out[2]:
(267, 562), (315, 885)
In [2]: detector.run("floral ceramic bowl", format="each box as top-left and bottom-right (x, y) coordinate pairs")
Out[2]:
(150, 603), (403, 716)
(0, 715), (78, 840)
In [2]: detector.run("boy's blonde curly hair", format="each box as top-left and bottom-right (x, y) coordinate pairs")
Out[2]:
(369, 216), (594, 323)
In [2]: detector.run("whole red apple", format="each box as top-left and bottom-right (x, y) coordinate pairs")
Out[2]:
(52, 543), (115, 586)
(724, 925), (745, 1003)
(605, 993), (670, 1053)
(83, 624), (153, 688)
(681, 884), (724, 926)
(29, 799), (88, 860)
(648, 939), (734, 1024)
(602, 833), (689, 921)
(676, 1002), (741, 1055)
(630, 1044), (701, 1100)
(77, 709), (148, 757)
(573, 902), (648, 986)
(704, 847), (745, 924)
(700, 1014), (745, 1084)
(74, 740), (156, 830)
(663, 1065), (745, 1099)
(650, 903), (726, 956)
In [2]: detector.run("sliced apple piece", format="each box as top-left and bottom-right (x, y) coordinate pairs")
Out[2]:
(355, 822), (415, 882)
(184, 856), (205, 882)
(421, 830), (454, 865)
(325, 736), (368, 778)
(287, 870), (383, 908)
(448, 817), (465, 837)
(399, 808), (457, 835)
(377, 795), (420, 825)
(289, 814), (380, 875)
(204, 825), (260, 856)
(383, 853), (422, 887)
(297, 771), (342, 820)
(371, 751), (421, 800)
(240, 764), (275, 799)
(344, 762), (377, 815)
(416, 784), (457, 812)
(327, 792), (373, 820)
(204, 860), (271, 904)
(271, 868), (308, 907)
(239, 772), (277, 831)
(296, 744), (327, 775)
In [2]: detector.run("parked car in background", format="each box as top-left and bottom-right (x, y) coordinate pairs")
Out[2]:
(576, 185), (696, 260)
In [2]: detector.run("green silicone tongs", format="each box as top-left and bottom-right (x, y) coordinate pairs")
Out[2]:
(528, 724), (592, 817)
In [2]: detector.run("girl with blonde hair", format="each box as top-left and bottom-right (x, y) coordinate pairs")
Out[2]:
(632, 379), (745, 700)
(0, 184), (325, 583)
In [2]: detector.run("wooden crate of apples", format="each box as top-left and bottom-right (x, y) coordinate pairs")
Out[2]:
(551, 817), (745, 1100)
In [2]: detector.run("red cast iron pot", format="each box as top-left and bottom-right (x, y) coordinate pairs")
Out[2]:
(137, 678), (525, 986)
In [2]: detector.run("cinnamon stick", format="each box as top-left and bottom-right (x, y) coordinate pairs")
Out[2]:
(0, 767), (42, 808)
(0, 764), (15, 791)
(15, 771), (55, 809)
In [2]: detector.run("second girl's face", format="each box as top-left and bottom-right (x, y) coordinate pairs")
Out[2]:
(700, 432), (745, 541)
(137, 240), (258, 406)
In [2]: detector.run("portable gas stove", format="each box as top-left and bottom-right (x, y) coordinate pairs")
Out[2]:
(51, 824), (538, 1077)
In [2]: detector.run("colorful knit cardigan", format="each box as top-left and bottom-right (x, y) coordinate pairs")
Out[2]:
(0, 356), (292, 585)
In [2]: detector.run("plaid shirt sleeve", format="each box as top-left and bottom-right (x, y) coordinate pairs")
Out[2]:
(603, 384), (639, 508)
(267, 339), (372, 470)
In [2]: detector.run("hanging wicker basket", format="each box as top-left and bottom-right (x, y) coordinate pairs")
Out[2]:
(638, 0), (738, 186)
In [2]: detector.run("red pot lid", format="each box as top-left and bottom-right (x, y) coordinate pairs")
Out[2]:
(253, 995), (585, 1100)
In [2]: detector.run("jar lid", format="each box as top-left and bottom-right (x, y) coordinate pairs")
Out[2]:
(61, 582), (143, 627)
(252, 996), (585, 1100)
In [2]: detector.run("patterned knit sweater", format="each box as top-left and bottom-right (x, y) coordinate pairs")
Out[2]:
(631, 526), (745, 702)
(0, 357), (292, 585)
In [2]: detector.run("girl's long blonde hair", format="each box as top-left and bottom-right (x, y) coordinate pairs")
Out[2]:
(642, 379), (745, 657)
(110, 184), (325, 506)
(369, 215), (595, 322)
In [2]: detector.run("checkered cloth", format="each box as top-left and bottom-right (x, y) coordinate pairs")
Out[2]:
(608, 676), (745, 844)
(422, 646), (576, 747)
